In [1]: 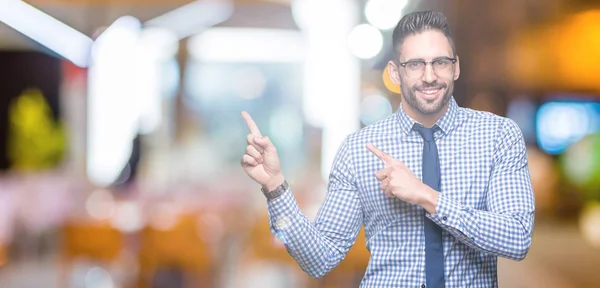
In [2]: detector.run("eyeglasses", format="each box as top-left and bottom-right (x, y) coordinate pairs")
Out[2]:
(398, 57), (457, 79)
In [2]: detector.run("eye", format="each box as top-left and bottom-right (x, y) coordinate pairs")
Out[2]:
(433, 59), (450, 67)
(406, 61), (424, 69)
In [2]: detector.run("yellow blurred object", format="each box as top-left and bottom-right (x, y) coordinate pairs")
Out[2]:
(382, 64), (401, 94)
(554, 10), (600, 93)
(59, 221), (124, 287)
(0, 245), (7, 267)
(507, 9), (600, 93)
(61, 220), (124, 261)
(506, 26), (555, 90)
(7, 88), (66, 171)
(579, 201), (600, 249)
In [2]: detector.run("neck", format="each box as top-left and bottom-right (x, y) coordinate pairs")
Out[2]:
(403, 102), (450, 128)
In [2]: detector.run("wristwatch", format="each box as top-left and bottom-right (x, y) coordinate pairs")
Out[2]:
(261, 180), (289, 200)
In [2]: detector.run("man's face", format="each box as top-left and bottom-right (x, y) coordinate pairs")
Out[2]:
(388, 30), (460, 116)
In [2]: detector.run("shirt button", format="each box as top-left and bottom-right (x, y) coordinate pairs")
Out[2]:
(442, 216), (448, 221)
(421, 284), (426, 288)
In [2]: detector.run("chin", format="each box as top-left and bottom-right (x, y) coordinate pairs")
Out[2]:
(416, 95), (449, 115)
(418, 104), (444, 115)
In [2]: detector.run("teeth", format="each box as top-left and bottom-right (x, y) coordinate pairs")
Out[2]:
(420, 89), (440, 95)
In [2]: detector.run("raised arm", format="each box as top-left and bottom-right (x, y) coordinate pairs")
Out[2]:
(240, 111), (363, 278)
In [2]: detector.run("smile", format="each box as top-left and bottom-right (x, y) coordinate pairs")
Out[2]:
(419, 88), (441, 95)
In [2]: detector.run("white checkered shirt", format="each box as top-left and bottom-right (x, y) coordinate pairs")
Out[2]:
(267, 97), (535, 287)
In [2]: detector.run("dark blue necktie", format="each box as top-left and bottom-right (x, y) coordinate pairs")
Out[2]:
(414, 124), (445, 288)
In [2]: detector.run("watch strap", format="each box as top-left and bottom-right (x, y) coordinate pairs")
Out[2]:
(261, 180), (289, 200)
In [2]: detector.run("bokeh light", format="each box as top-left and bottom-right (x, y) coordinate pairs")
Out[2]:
(110, 202), (144, 233)
(360, 93), (393, 126)
(536, 102), (600, 155)
(85, 189), (116, 220)
(579, 202), (600, 249)
(347, 24), (383, 59)
(382, 66), (401, 94)
(232, 67), (267, 100)
(85, 266), (115, 288)
(561, 133), (600, 197)
(365, 0), (408, 30)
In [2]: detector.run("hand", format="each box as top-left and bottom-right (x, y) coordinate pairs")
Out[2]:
(367, 144), (437, 212)
(241, 111), (285, 191)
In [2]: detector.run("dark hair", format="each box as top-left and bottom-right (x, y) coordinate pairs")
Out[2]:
(392, 10), (456, 59)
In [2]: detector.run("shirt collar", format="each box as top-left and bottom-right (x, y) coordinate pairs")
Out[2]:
(395, 96), (458, 136)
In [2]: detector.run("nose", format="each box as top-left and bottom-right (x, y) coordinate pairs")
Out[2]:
(421, 63), (438, 83)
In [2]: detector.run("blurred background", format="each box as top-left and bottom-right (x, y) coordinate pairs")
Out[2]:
(0, 0), (599, 287)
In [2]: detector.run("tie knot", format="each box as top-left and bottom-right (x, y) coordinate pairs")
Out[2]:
(414, 124), (437, 142)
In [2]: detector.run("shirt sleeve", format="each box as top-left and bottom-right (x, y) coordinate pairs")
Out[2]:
(426, 118), (535, 261)
(266, 136), (363, 278)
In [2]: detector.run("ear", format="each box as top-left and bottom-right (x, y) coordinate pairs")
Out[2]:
(453, 55), (461, 81)
(387, 60), (401, 85)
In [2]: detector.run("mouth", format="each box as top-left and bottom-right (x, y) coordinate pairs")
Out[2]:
(416, 87), (443, 100)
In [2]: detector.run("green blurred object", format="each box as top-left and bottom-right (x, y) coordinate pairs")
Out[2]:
(560, 133), (600, 201)
(7, 88), (66, 171)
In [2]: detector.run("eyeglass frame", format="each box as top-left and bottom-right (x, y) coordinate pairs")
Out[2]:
(396, 57), (458, 79)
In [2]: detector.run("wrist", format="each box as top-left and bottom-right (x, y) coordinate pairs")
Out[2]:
(263, 173), (285, 192)
(419, 184), (438, 214)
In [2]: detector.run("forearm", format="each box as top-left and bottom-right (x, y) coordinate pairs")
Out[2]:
(267, 189), (359, 278)
(427, 193), (534, 260)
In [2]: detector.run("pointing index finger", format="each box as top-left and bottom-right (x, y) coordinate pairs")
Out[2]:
(241, 111), (263, 137)
(367, 144), (392, 166)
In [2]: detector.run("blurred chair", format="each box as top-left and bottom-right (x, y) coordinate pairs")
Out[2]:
(59, 220), (125, 287)
(247, 214), (296, 264)
(137, 213), (216, 288)
(0, 243), (7, 268)
(241, 214), (370, 288)
(238, 212), (307, 288)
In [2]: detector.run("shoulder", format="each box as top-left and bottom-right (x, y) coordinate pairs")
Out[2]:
(457, 107), (525, 165)
(457, 107), (523, 140)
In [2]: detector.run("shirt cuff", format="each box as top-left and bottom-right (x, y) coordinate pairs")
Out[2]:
(427, 193), (462, 230)
(267, 188), (301, 231)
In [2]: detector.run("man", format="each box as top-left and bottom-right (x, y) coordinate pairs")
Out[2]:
(240, 10), (535, 288)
